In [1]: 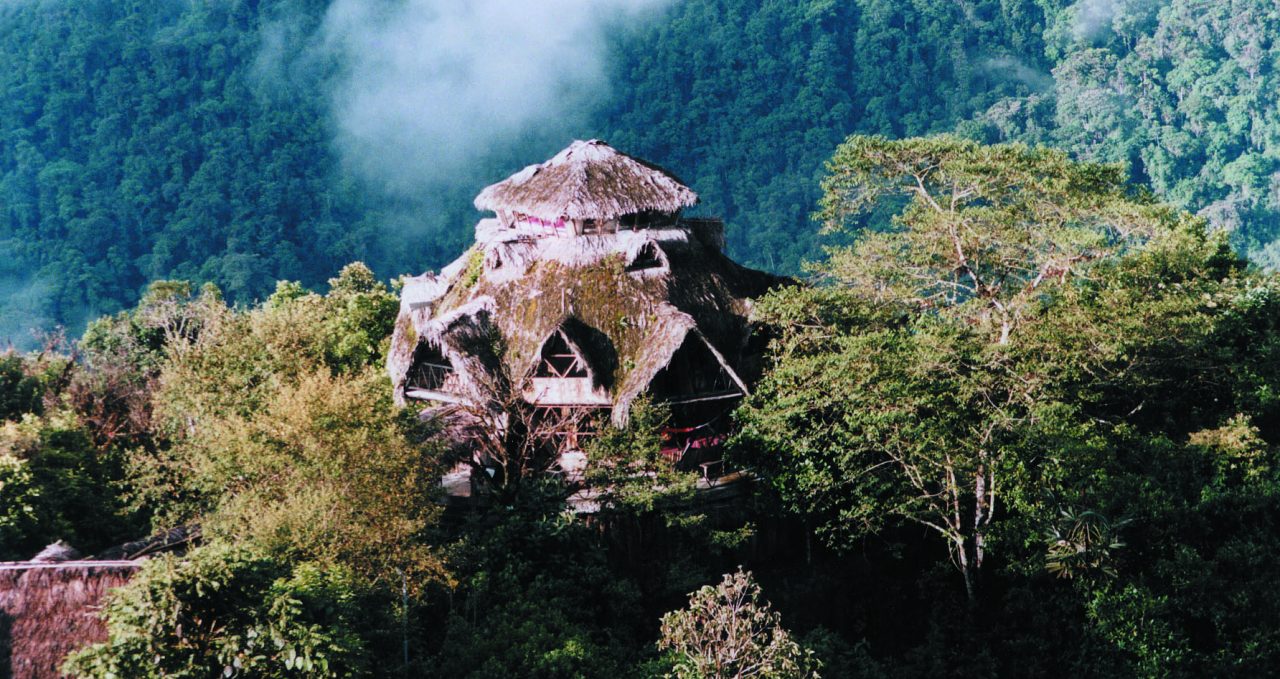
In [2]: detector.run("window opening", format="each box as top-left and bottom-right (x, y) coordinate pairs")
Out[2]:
(535, 331), (589, 378)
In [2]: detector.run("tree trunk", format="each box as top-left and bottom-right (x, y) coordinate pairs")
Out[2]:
(962, 458), (992, 604)
(959, 534), (983, 604)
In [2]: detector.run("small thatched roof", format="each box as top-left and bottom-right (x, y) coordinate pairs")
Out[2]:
(474, 139), (699, 221)
(1, 561), (139, 679)
(0, 527), (197, 679)
(29, 541), (80, 564)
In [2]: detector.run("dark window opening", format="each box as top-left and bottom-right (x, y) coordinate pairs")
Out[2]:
(620, 210), (676, 229)
(535, 331), (589, 378)
(648, 335), (739, 401)
(407, 342), (454, 392)
(627, 243), (666, 272)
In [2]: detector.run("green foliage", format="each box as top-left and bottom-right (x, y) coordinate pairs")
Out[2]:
(0, 452), (40, 555)
(659, 568), (820, 679)
(429, 495), (648, 678)
(78, 279), (226, 382)
(0, 352), (45, 420)
(4, 0), (1280, 340)
(0, 340), (149, 559)
(817, 134), (1178, 342)
(123, 268), (440, 586)
(55, 266), (449, 676)
(144, 261), (396, 432)
(0, 0), (438, 339)
(738, 135), (1280, 672)
(1, 0), (1279, 667)
(602, 0), (1055, 272)
(461, 247), (484, 289)
(0, 0), (1065, 338)
(739, 137), (1199, 599)
(585, 398), (697, 514)
(0, 410), (140, 559)
(64, 544), (370, 678)
(318, 263), (400, 372)
(196, 368), (446, 588)
(1044, 509), (1129, 580)
(969, 0), (1280, 267)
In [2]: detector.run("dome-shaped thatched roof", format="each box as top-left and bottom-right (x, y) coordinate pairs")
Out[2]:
(388, 218), (786, 426)
(474, 139), (699, 221)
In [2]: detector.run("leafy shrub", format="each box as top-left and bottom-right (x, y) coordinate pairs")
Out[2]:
(65, 545), (370, 678)
(659, 569), (820, 679)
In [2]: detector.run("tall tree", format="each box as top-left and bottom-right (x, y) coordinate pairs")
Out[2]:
(737, 135), (1206, 601)
(816, 135), (1172, 343)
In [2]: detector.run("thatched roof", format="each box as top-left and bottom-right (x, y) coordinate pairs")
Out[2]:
(1, 562), (139, 679)
(0, 528), (196, 678)
(474, 139), (699, 221)
(29, 541), (80, 564)
(388, 216), (786, 425)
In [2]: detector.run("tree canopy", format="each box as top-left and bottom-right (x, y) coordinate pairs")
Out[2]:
(10, 0), (1279, 340)
(736, 135), (1280, 629)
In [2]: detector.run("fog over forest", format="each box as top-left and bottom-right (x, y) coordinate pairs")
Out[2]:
(3, 6), (1280, 674)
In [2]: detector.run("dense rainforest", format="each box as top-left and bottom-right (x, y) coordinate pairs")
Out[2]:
(4, 0), (1280, 676)
(3, 135), (1280, 677)
(3, 0), (1280, 341)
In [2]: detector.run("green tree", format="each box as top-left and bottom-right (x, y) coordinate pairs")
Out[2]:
(0, 352), (45, 420)
(428, 491), (648, 678)
(815, 135), (1173, 344)
(0, 409), (140, 559)
(976, 0), (1280, 267)
(0, 452), (41, 556)
(64, 544), (370, 678)
(124, 266), (441, 587)
(584, 398), (698, 514)
(741, 136), (1180, 599)
(659, 568), (820, 679)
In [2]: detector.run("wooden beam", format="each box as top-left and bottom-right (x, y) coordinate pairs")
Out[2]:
(662, 391), (744, 405)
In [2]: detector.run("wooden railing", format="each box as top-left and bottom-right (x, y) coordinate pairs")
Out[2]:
(406, 362), (452, 392)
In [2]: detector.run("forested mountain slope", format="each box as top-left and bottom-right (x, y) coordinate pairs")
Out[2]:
(967, 0), (1280, 269)
(0, 0), (358, 334)
(0, 0), (1275, 339)
(598, 0), (1052, 270)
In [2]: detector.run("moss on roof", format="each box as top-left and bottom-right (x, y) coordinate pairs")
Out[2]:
(388, 219), (785, 425)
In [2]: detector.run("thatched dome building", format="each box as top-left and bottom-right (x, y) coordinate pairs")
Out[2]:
(389, 140), (783, 474)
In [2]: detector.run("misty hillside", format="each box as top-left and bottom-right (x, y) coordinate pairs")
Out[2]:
(1, 0), (1278, 339)
(5, 2), (1280, 676)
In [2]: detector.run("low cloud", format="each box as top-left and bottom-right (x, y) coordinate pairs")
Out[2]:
(317, 0), (672, 197)
(983, 56), (1055, 92)
(1072, 0), (1122, 41)
(0, 273), (56, 350)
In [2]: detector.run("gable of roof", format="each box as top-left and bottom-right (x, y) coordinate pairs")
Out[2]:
(389, 233), (772, 423)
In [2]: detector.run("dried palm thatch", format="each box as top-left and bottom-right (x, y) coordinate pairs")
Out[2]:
(28, 542), (79, 564)
(474, 139), (699, 221)
(0, 561), (138, 679)
(389, 213), (786, 425)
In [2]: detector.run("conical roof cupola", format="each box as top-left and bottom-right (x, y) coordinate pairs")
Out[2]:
(474, 139), (699, 224)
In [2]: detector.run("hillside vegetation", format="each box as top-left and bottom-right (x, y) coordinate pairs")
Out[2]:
(3, 138), (1278, 676)
(4, 0), (1278, 339)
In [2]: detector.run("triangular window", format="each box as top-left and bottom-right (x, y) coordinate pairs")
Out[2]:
(535, 330), (590, 378)
(627, 242), (667, 272)
(648, 334), (741, 399)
